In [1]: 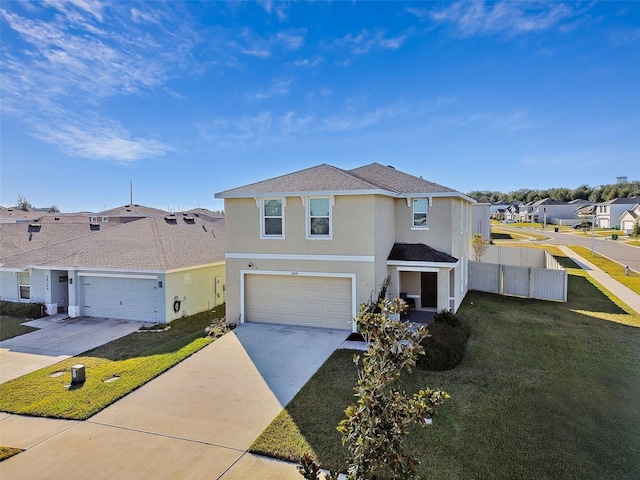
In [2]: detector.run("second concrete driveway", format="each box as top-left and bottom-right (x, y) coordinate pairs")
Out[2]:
(0, 323), (349, 479)
(0, 317), (147, 383)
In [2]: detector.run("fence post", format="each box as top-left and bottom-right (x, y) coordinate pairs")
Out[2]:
(499, 264), (504, 295)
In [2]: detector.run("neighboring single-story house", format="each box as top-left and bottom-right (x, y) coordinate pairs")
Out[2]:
(216, 162), (475, 332)
(619, 204), (640, 234)
(0, 215), (226, 323)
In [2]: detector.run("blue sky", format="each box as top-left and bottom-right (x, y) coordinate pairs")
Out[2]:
(1, 1), (638, 213)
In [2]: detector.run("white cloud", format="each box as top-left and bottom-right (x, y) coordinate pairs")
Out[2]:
(30, 110), (170, 162)
(323, 103), (410, 131)
(427, 1), (578, 37)
(247, 79), (292, 100)
(276, 30), (306, 50)
(333, 29), (409, 54)
(291, 56), (323, 68)
(199, 110), (313, 146)
(1, 2), (190, 162)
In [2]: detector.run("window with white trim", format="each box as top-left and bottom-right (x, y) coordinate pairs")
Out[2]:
(19, 271), (30, 300)
(307, 197), (332, 238)
(412, 199), (428, 228)
(261, 199), (284, 238)
(102, 216), (108, 222)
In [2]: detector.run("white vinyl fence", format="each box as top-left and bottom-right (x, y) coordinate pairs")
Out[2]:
(470, 247), (567, 302)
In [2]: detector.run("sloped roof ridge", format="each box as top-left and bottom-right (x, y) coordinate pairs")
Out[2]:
(0, 221), (130, 261)
(349, 162), (457, 194)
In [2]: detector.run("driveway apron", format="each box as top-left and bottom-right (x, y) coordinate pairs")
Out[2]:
(0, 317), (146, 383)
(0, 323), (348, 479)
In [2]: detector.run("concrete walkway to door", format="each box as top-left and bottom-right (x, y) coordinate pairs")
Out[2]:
(0, 323), (348, 479)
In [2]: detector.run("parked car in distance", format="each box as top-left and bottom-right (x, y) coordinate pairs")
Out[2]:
(573, 221), (593, 229)
(502, 219), (517, 224)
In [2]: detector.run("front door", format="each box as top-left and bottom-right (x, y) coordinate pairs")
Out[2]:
(420, 272), (437, 309)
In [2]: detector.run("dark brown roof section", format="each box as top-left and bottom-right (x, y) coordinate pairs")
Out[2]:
(388, 243), (458, 264)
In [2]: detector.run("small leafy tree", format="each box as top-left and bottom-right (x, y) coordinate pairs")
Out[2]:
(17, 195), (32, 211)
(337, 298), (450, 480)
(471, 233), (489, 261)
(632, 219), (640, 238)
(49, 205), (60, 213)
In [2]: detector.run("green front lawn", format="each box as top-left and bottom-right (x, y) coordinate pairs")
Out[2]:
(0, 317), (38, 341)
(569, 245), (640, 295)
(0, 306), (226, 420)
(251, 276), (640, 479)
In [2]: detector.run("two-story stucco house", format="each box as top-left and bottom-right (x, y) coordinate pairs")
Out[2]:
(215, 163), (474, 332)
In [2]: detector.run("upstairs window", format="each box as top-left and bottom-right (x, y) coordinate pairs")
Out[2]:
(413, 199), (428, 228)
(19, 271), (30, 300)
(262, 199), (283, 238)
(308, 197), (331, 238)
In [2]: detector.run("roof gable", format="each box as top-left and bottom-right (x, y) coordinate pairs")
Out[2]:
(216, 162), (467, 200)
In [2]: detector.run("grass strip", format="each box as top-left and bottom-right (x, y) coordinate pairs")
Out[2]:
(251, 275), (640, 479)
(569, 245), (640, 295)
(0, 446), (23, 462)
(0, 306), (225, 420)
(0, 317), (38, 341)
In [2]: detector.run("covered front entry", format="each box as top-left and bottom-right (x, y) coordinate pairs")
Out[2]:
(244, 273), (353, 330)
(387, 243), (460, 314)
(81, 276), (158, 322)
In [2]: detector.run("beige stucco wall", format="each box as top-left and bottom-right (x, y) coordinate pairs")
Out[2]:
(165, 263), (225, 323)
(225, 195), (377, 256)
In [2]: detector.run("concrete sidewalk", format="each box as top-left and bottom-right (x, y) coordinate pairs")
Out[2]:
(0, 324), (348, 479)
(557, 245), (640, 315)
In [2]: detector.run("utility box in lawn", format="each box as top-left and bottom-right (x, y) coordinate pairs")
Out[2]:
(71, 364), (85, 384)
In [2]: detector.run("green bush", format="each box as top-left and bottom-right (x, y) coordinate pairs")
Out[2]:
(0, 300), (44, 319)
(434, 310), (471, 339)
(416, 323), (468, 371)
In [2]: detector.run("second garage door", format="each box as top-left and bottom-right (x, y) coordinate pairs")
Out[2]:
(82, 276), (158, 322)
(245, 274), (353, 330)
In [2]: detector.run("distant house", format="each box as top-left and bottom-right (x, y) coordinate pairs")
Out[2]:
(216, 163), (474, 332)
(618, 204), (640, 234)
(472, 203), (491, 238)
(593, 197), (640, 229)
(0, 216), (225, 323)
(518, 199), (587, 224)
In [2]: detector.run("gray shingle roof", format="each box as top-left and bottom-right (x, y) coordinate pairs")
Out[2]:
(387, 243), (458, 263)
(0, 217), (225, 271)
(216, 162), (463, 198)
(348, 163), (455, 195)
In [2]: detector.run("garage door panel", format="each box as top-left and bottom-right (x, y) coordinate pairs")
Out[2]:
(246, 275), (352, 330)
(83, 277), (157, 322)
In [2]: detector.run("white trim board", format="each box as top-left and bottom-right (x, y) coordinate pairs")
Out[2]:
(227, 253), (374, 262)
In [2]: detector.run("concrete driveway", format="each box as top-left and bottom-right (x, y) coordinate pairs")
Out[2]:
(0, 323), (348, 479)
(0, 317), (146, 383)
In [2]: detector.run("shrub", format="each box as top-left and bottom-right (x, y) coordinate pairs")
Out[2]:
(417, 311), (470, 371)
(416, 323), (467, 371)
(0, 300), (45, 319)
(434, 310), (471, 339)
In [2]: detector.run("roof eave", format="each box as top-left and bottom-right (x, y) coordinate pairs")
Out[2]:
(387, 260), (460, 268)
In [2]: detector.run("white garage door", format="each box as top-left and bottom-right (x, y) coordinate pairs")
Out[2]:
(622, 220), (634, 233)
(82, 277), (158, 322)
(245, 275), (352, 330)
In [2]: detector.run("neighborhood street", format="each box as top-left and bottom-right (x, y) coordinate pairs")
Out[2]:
(498, 226), (640, 274)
